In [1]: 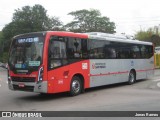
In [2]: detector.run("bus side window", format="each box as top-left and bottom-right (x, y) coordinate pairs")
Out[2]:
(89, 39), (105, 59)
(67, 37), (82, 59)
(140, 45), (153, 59)
(81, 39), (88, 59)
(67, 48), (74, 58)
(131, 45), (141, 59)
(48, 36), (67, 69)
(108, 48), (116, 58)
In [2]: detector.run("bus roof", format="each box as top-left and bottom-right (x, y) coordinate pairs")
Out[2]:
(13, 31), (152, 46)
(13, 31), (47, 39)
(84, 32), (153, 45)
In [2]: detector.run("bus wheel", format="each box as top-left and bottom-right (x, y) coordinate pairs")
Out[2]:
(70, 76), (82, 96)
(128, 71), (136, 85)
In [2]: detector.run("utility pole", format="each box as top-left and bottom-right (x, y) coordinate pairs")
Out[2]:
(156, 26), (158, 35)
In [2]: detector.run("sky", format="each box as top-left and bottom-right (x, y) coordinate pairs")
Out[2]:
(1, 0), (160, 35)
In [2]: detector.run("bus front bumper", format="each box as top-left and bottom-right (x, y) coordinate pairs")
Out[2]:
(8, 80), (48, 93)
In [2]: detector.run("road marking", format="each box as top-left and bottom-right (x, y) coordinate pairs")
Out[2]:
(153, 79), (160, 82)
(0, 84), (1, 87)
(6, 81), (8, 84)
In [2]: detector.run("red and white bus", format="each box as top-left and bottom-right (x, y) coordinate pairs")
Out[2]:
(8, 31), (154, 96)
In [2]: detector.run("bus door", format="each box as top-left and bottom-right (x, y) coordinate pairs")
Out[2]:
(47, 36), (69, 93)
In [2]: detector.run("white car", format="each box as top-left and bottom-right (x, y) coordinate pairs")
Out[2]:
(0, 62), (8, 69)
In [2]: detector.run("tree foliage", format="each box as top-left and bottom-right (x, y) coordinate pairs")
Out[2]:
(151, 35), (160, 46)
(12, 5), (63, 32)
(0, 6), (116, 62)
(135, 29), (160, 46)
(65, 9), (116, 33)
(0, 31), (4, 55)
(3, 4), (63, 37)
(0, 31), (3, 44)
(2, 4), (63, 52)
(0, 34), (7, 62)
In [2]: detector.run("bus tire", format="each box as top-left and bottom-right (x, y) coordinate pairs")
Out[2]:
(70, 76), (82, 96)
(128, 71), (136, 85)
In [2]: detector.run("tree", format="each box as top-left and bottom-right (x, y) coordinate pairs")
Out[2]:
(0, 32), (8, 62)
(65, 9), (116, 33)
(0, 31), (4, 56)
(135, 29), (160, 46)
(151, 34), (160, 46)
(3, 4), (63, 36)
(0, 31), (3, 44)
(2, 4), (63, 52)
(135, 30), (151, 41)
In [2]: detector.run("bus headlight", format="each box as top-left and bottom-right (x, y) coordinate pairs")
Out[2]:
(38, 66), (43, 82)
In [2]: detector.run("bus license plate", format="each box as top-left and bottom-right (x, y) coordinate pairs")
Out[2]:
(18, 83), (25, 87)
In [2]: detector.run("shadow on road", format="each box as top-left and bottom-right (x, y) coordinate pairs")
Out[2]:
(85, 79), (146, 93)
(16, 80), (147, 101)
(17, 92), (70, 101)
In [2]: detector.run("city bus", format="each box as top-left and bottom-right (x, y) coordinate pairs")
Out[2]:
(7, 31), (154, 96)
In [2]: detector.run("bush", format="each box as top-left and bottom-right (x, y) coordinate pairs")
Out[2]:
(0, 52), (9, 63)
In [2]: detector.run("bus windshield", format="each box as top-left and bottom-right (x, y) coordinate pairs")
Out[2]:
(9, 36), (44, 73)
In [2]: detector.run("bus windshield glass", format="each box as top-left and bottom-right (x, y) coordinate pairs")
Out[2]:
(9, 36), (44, 72)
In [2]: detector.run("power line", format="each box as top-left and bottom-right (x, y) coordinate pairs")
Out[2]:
(115, 19), (160, 24)
(111, 15), (160, 20)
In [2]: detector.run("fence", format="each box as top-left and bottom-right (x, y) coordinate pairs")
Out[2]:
(155, 53), (160, 68)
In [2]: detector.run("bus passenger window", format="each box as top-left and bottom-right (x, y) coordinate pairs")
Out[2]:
(89, 39), (105, 59)
(67, 37), (82, 59)
(131, 46), (141, 59)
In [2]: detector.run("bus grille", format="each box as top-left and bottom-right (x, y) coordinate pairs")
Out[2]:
(11, 77), (36, 82)
(13, 85), (34, 92)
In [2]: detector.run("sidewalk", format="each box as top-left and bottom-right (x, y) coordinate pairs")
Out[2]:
(154, 68), (160, 76)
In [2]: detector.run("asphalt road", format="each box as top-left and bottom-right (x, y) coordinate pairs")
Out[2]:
(0, 67), (160, 119)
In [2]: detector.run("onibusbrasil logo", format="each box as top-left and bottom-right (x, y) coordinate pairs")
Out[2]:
(1, 112), (42, 117)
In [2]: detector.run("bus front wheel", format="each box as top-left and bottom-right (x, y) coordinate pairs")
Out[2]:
(70, 76), (82, 96)
(128, 71), (136, 85)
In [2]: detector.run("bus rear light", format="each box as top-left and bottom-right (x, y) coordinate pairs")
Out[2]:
(38, 66), (43, 82)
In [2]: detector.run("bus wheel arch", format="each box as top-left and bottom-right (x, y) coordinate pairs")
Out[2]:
(69, 74), (84, 96)
(128, 69), (136, 85)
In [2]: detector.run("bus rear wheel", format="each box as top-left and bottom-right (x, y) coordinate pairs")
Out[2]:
(70, 76), (82, 96)
(128, 71), (136, 85)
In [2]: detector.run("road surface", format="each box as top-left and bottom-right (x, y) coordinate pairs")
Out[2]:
(0, 67), (160, 119)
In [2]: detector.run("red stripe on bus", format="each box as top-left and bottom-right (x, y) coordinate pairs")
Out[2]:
(90, 71), (129, 77)
(136, 68), (155, 72)
(90, 68), (154, 77)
